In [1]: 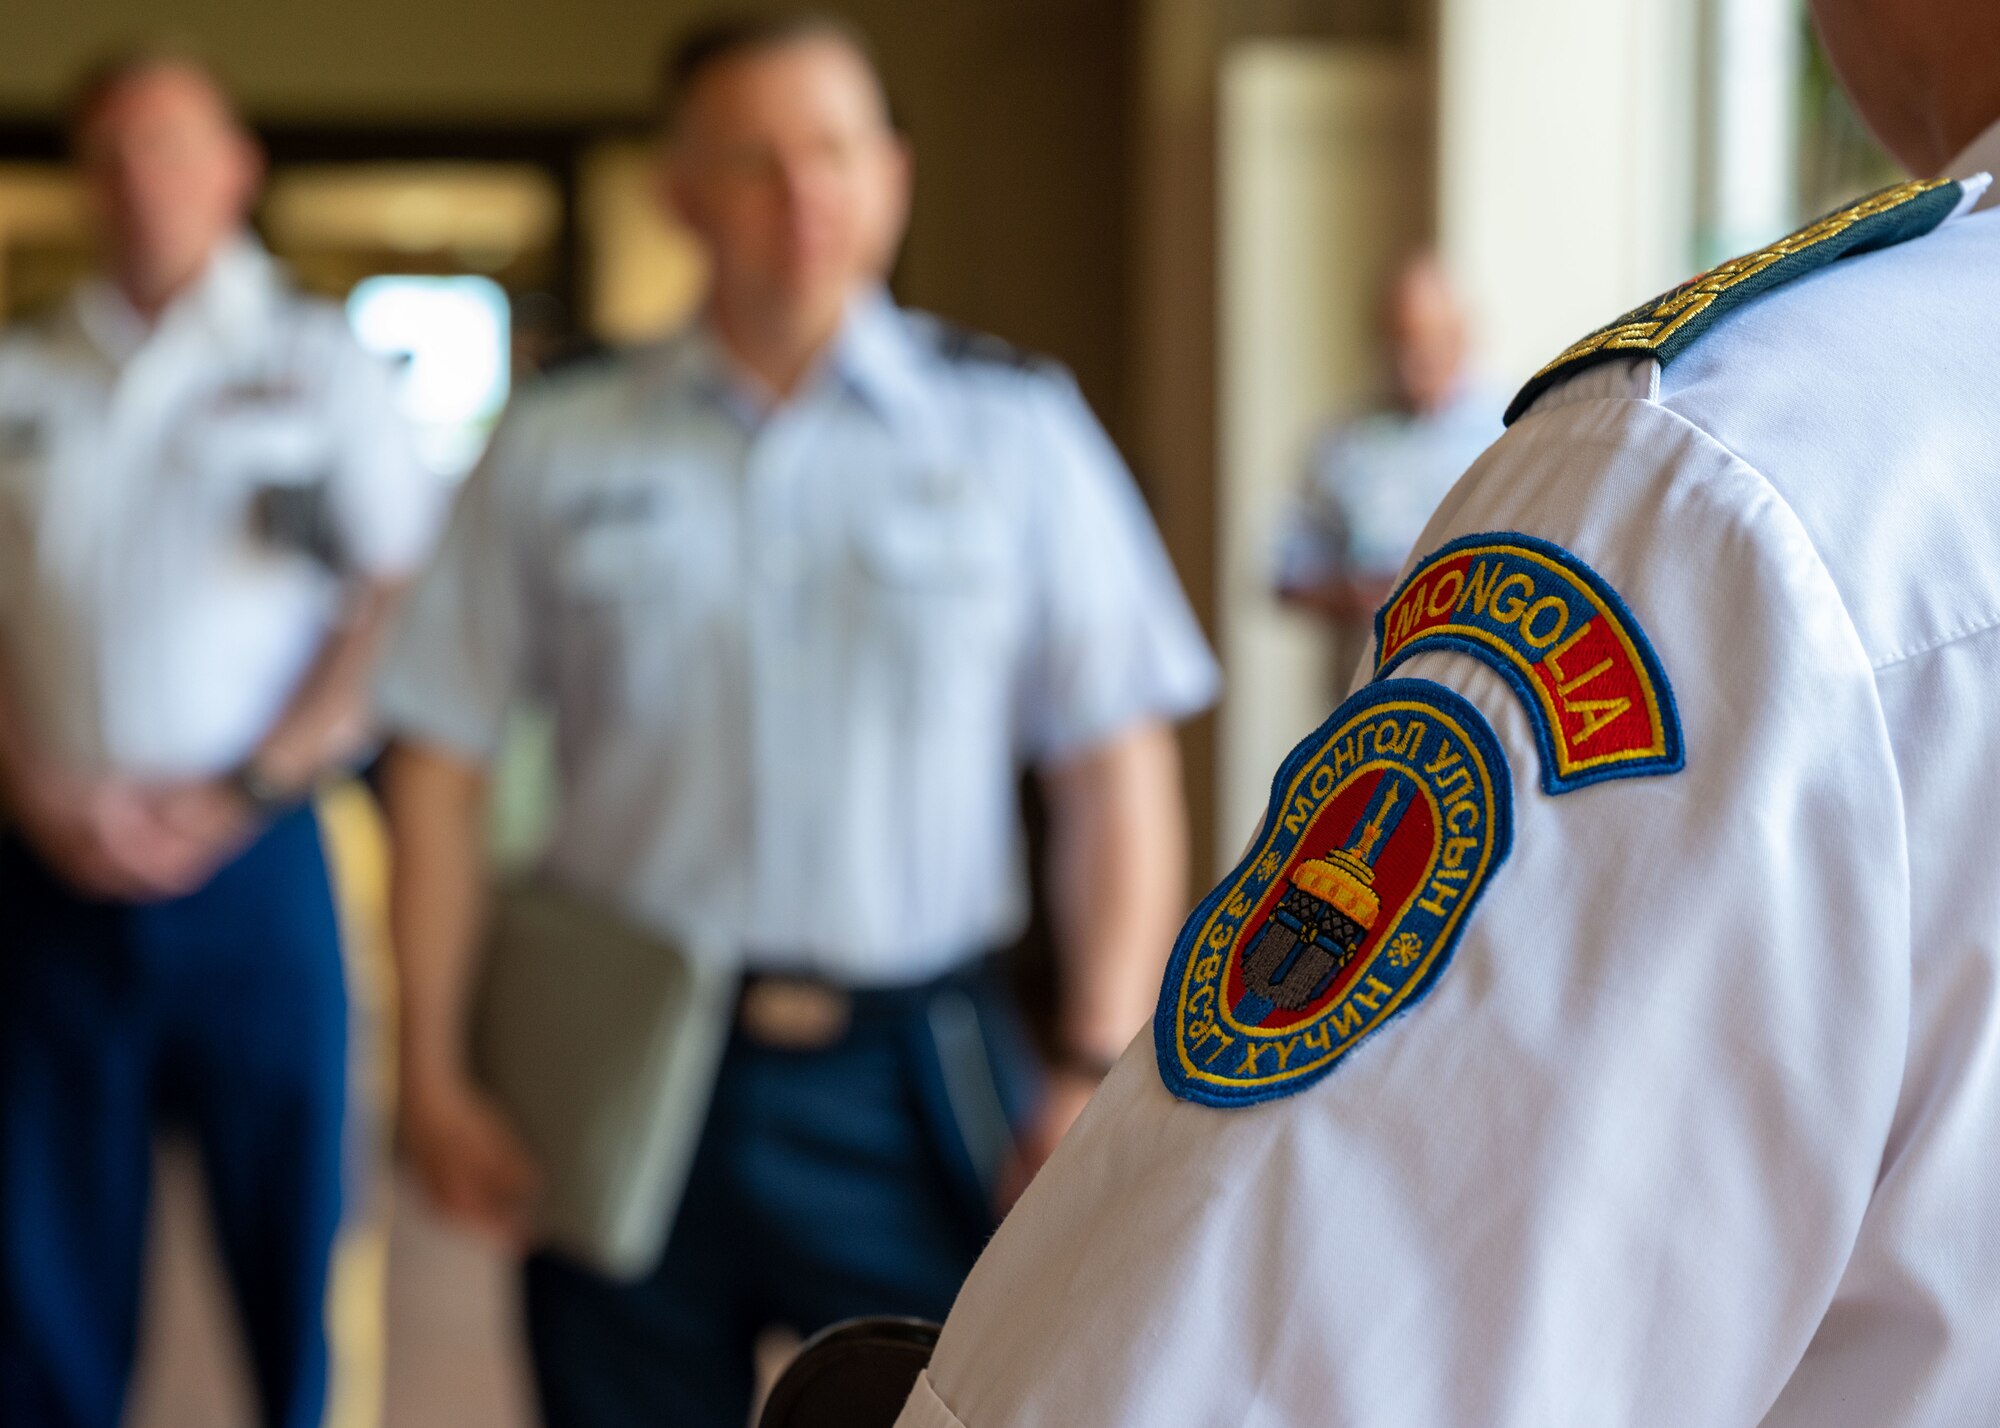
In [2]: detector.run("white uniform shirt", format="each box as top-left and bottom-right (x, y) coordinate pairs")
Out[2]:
(378, 293), (1218, 982)
(1273, 383), (1504, 590)
(900, 178), (2000, 1426)
(0, 238), (439, 777)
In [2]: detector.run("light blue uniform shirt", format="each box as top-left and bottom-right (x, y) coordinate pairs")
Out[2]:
(379, 293), (1218, 983)
(1274, 382), (1505, 590)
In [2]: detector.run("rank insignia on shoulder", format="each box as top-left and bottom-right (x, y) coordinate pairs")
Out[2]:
(1375, 532), (1680, 794)
(1506, 176), (1964, 424)
(1155, 679), (1511, 1108)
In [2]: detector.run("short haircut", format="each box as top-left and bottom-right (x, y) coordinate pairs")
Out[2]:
(66, 39), (242, 145)
(657, 11), (890, 132)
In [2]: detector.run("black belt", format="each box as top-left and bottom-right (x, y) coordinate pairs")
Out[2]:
(735, 955), (1001, 1050)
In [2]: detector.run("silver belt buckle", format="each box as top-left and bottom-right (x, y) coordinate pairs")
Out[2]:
(738, 977), (853, 1050)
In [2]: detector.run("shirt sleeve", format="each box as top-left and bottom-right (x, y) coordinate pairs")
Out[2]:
(374, 412), (539, 760)
(1015, 375), (1220, 761)
(905, 388), (1909, 1427)
(321, 329), (450, 578)
(1271, 426), (1357, 591)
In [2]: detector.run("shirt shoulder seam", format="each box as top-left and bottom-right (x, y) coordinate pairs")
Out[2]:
(1520, 391), (1892, 720)
(1639, 394), (1998, 675)
(1632, 394), (1877, 665)
(1870, 609), (2000, 672)
(1622, 393), (1912, 932)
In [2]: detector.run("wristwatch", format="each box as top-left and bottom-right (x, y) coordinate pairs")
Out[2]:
(225, 757), (298, 815)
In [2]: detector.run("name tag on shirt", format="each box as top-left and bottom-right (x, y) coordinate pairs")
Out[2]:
(857, 469), (1005, 592)
(250, 479), (345, 572)
(210, 377), (307, 413)
(560, 485), (665, 531)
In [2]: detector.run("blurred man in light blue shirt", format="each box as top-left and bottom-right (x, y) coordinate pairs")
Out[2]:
(0, 50), (440, 1428)
(1276, 253), (1504, 624)
(376, 14), (1217, 1428)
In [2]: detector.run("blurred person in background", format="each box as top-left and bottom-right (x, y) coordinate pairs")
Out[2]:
(378, 13), (1216, 1428)
(1274, 252), (1502, 629)
(0, 47), (441, 1428)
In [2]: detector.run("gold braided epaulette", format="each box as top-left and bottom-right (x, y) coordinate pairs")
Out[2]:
(1505, 177), (1962, 425)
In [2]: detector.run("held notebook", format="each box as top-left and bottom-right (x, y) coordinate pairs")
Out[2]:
(470, 877), (736, 1279)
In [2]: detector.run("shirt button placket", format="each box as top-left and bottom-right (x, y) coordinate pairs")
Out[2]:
(744, 410), (820, 961)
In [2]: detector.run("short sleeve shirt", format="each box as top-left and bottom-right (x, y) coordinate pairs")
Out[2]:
(378, 292), (1219, 980)
(0, 237), (441, 777)
(897, 184), (2000, 1427)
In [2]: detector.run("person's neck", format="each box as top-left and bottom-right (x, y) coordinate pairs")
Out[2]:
(1934, 100), (2000, 174)
(1894, 56), (2000, 174)
(110, 245), (218, 325)
(1403, 381), (1463, 421)
(707, 288), (852, 404)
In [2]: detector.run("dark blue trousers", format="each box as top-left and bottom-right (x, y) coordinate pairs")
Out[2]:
(523, 964), (1038, 1428)
(0, 807), (349, 1428)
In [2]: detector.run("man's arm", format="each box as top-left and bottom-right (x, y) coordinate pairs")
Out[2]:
(998, 373), (1218, 1195)
(0, 641), (197, 898)
(1010, 719), (1189, 1185)
(0, 579), (413, 896)
(250, 578), (409, 788)
(148, 578), (416, 877)
(380, 737), (540, 1244)
(898, 394), (1908, 1428)
(362, 399), (538, 1240)
(1275, 570), (1397, 623)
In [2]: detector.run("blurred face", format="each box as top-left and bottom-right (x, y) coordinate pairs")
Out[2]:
(663, 36), (910, 329)
(75, 64), (260, 307)
(1384, 259), (1469, 416)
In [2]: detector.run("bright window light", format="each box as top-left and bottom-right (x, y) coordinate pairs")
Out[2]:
(347, 275), (511, 480)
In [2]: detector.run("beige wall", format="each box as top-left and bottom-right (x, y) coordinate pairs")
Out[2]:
(0, 0), (684, 119)
(1435, 0), (1698, 384)
(1131, 0), (1418, 874)
(1216, 43), (1426, 858)
(0, 0), (1140, 432)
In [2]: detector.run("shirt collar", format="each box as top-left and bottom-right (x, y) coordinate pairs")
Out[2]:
(72, 233), (277, 368)
(648, 321), (763, 427)
(650, 287), (931, 432)
(1948, 115), (2000, 212)
(825, 287), (932, 430)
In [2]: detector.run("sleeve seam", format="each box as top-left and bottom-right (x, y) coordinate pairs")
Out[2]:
(1634, 393), (1918, 1171)
(1869, 609), (2000, 672)
(1540, 394), (1883, 693)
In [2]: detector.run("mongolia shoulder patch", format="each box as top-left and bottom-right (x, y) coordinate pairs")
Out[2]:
(1376, 528), (1672, 788)
(1374, 532), (1681, 794)
(1156, 679), (1511, 1108)
(1506, 177), (1964, 424)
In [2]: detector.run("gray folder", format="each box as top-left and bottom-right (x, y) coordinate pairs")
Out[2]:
(470, 877), (736, 1279)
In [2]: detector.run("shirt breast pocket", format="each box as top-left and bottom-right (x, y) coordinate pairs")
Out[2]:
(852, 494), (1016, 716)
(550, 505), (721, 724)
(554, 519), (682, 601)
(179, 401), (340, 558)
(187, 397), (331, 481)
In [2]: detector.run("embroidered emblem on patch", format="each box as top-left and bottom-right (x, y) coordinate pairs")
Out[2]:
(1155, 679), (1511, 1108)
(1374, 532), (1682, 794)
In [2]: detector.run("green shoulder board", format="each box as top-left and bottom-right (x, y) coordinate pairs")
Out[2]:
(1505, 177), (1964, 425)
